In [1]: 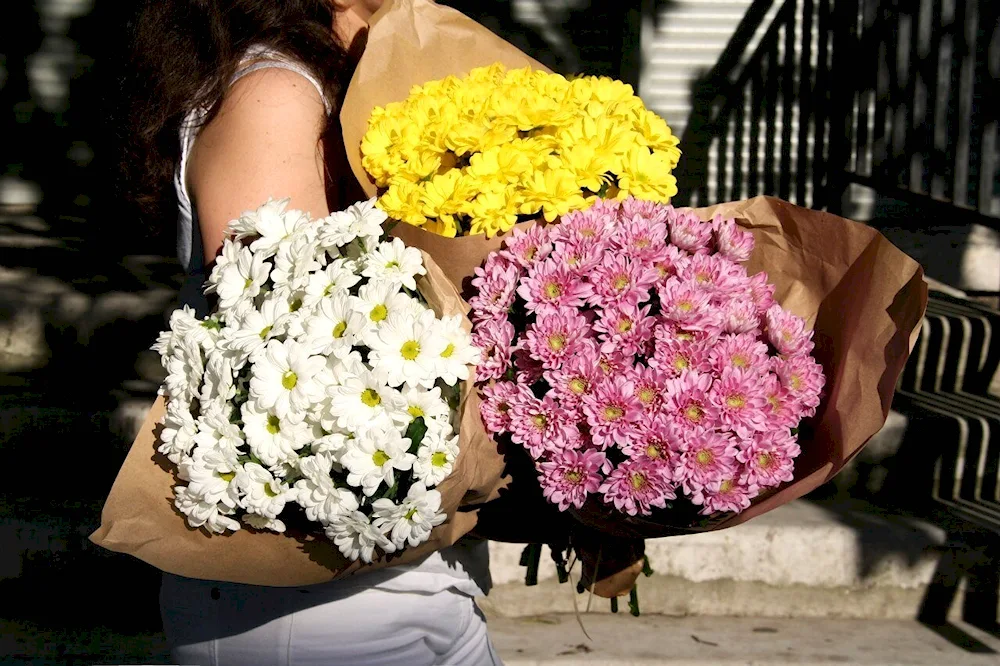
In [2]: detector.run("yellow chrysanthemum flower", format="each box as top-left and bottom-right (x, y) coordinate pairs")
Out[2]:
(378, 179), (427, 228)
(520, 168), (587, 222)
(616, 147), (679, 202)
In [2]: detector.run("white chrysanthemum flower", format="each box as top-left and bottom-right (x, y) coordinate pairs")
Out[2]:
(302, 292), (370, 359)
(340, 423), (415, 496)
(249, 339), (326, 419)
(413, 430), (459, 487)
(399, 385), (451, 426)
(347, 198), (389, 241)
(208, 239), (270, 312)
(372, 483), (447, 549)
(174, 486), (241, 534)
(315, 210), (355, 251)
(199, 354), (237, 412)
(236, 462), (290, 520)
(361, 237), (426, 291)
(316, 198), (386, 251)
(434, 315), (480, 386)
(350, 279), (418, 329)
(302, 258), (361, 309)
(192, 404), (244, 456)
(158, 400), (198, 464)
(294, 454), (360, 523)
(242, 198), (311, 258)
(218, 294), (290, 365)
(324, 510), (394, 563)
(152, 306), (208, 363)
(164, 337), (204, 404)
(178, 446), (241, 510)
(241, 401), (311, 467)
(326, 367), (405, 430)
(242, 513), (286, 533)
(271, 231), (322, 290)
(367, 310), (446, 389)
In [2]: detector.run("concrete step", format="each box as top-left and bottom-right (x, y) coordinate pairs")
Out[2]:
(4, 615), (999, 665)
(485, 499), (964, 621)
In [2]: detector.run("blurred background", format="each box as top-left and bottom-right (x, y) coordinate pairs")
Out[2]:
(1, 0), (998, 663)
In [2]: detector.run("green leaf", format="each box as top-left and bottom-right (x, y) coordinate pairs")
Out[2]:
(405, 417), (428, 454)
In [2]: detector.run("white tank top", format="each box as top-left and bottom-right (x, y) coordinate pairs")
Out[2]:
(171, 46), (490, 597)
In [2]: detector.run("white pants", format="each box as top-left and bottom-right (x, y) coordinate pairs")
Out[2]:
(160, 574), (503, 666)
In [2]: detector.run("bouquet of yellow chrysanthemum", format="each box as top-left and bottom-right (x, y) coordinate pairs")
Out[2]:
(361, 63), (681, 238)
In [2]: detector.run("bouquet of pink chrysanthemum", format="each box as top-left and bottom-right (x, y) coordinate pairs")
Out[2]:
(470, 197), (825, 521)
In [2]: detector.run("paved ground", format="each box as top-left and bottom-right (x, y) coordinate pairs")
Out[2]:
(3, 614), (1000, 665)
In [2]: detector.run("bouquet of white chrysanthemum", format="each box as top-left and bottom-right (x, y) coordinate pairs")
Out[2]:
(150, 198), (480, 563)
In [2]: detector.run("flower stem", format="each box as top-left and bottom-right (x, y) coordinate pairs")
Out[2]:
(641, 554), (654, 577)
(610, 596), (619, 613)
(521, 543), (542, 586)
(628, 585), (640, 617)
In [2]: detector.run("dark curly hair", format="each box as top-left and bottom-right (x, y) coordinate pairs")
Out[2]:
(119, 0), (360, 227)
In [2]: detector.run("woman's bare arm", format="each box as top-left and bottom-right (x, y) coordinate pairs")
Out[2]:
(187, 67), (330, 264)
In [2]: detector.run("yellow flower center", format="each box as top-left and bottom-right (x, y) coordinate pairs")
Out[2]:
(569, 377), (589, 394)
(281, 371), (298, 390)
(719, 479), (735, 493)
(726, 394), (746, 408)
(385, 260), (400, 269)
(266, 414), (280, 435)
(361, 388), (381, 407)
(603, 405), (624, 421)
(685, 404), (704, 422)
(370, 304), (388, 322)
(696, 272), (711, 283)
(580, 228), (596, 238)
(333, 321), (347, 338)
(767, 395), (781, 411)
(634, 238), (651, 249)
(531, 413), (548, 429)
(732, 354), (748, 368)
(695, 450), (713, 465)
(373, 450), (390, 467)
(243, 277), (253, 290)
(408, 405), (425, 419)
(431, 452), (449, 467)
(404, 507), (418, 520)
(613, 275), (630, 291)
(565, 470), (582, 484)
(259, 325), (272, 339)
(547, 334), (566, 351)
(219, 471), (236, 482)
(757, 453), (773, 468)
(673, 356), (690, 372)
(790, 374), (803, 391)
(646, 443), (662, 459)
(630, 472), (647, 491)
(400, 340), (421, 360)
(677, 331), (695, 342)
(617, 318), (633, 333)
(544, 282), (562, 299)
(677, 301), (693, 313)
(441, 343), (455, 358)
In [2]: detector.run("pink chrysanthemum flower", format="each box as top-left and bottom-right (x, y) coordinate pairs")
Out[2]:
(538, 449), (607, 511)
(552, 205), (615, 243)
(581, 376), (643, 449)
(657, 280), (723, 333)
(772, 354), (825, 417)
(523, 309), (591, 369)
(509, 393), (573, 459)
(599, 458), (677, 516)
(651, 328), (713, 378)
(619, 196), (670, 225)
(721, 298), (761, 334)
(712, 215), (755, 262)
(675, 430), (740, 493)
(747, 272), (777, 313)
(663, 371), (719, 431)
(667, 208), (714, 253)
(738, 429), (800, 488)
(516, 259), (589, 315)
(550, 237), (606, 276)
(651, 244), (691, 281)
(469, 261), (519, 322)
(612, 216), (669, 265)
(582, 254), (658, 308)
(596, 348), (631, 378)
(593, 303), (656, 356)
(765, 304), (815, 356)
(546, 342), (602, 405)
(676, 253), (749, 298)
(761, 373), (800, 429)
(479, 381), (525, 435)
(708, 367), (770, 439)
(500, 224), (553, 268)
(631, 364), (668, 413)
(625, 412), (682, 470)
(471, 318), (515, 382)
(709, 333), (771, 375)
(692, 477), (759, 515)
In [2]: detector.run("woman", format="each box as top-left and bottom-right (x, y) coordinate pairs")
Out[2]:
(120, 1), (502, 663)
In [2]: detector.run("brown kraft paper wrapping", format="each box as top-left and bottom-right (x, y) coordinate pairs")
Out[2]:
(90, 251), (512, 587)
